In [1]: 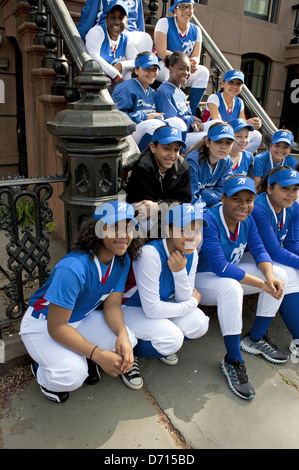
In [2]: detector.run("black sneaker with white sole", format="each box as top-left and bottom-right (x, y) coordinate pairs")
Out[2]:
(220, 356), (255, 400)
(241, 333), (289, 364)
(31, 361), (69, 403)
(121, 357), (143, 390)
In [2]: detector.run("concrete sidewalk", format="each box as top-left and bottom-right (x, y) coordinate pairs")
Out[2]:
(1, 231), (299, 449)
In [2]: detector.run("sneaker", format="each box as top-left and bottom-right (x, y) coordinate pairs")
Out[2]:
(241, 333), (289, 364)
(160, 354), (178, 366)
(40, 386), (69, 403)
(121, 358), (143, 390)
(289, 340), (299, 358)
(84, 359), (101, 385)
(220, 356), (255, 400)
(31, 361), (69, 403)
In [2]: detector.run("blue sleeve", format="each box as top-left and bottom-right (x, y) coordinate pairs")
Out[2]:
(253, 203), (299, 269)
(246, 214), (272, 265)
(253, 153), (265, 177)
(136, 0), (145, 31)
(200, 215), (247, 281)
(202, 159), (232, 207)
(77, 0), (101, 39)
(112, 84), (147, 124)
(185, 154), (201, 203)
(44, 260), (86, 310)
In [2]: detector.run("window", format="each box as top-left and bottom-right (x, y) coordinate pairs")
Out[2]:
(241, 54), (271, 107)
(244, 0), (279, 23)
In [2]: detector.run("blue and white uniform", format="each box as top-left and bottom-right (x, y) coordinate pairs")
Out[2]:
(195, 204), (287, 337)
(122, 238), (209, 357)
(77, 0), (153, 51)
(253, 150), (298, 180)
(154, 16), (209, 115)
(85, 24), (137, 80)
(203, 92), (261, 154)
(112, 78), (187, 151)
(230, 150), (254, 177)
(252, 189), (299, 338)
(185, 151), (233, 206)
(20, 250), (137, 393)
(155, 81), (214, 151)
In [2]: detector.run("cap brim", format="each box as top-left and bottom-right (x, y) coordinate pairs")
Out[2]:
(275, 179), (299, 187)
(210, 134), (236, 142)
(272, 138), (293, 146)
(157, 137), (186, 148)
(137, 61), (160, 70)
(225, 186), (256, 196)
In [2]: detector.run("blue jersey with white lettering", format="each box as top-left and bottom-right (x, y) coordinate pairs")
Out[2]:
(160, 17), (199, 58)
(252, 193), (299, 269)
(230, 150), (254, 177)
(185, 151), (233, 206)
(123, 239), (194, 307)
(112, 78), (156, 124)
(155, 81), (194, 131)
(253, 150), (298, 178)
(29, 251), (130, 322)
(197, 205), (271, 280)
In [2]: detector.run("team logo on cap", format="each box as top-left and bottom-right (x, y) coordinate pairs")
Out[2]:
(290, 171), (297, 177)
(237, 178), (246, 185)
(171, 128), (179, 135)
(118, 202), (127, 211)
(221, 126), (229, 133)
(281, 132), (288, 137)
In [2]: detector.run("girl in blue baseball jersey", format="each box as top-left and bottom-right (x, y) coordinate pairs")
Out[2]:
(78, 0), (153, 51)
(121, 203), (209, 378)
(228, 118), (254, 177)
(252, 166), (299, 359)
(112, 52), (187, 152)
(154, 0), (209, 116)
(184, 122), (234, 207)
(155, 51), (212, 152)
(20, 201), (142, 403)
(85, 1), (138, 83)
(202, 70), (262, 154)
(195, 175), (288, 400)
(253, 130), (297, 187)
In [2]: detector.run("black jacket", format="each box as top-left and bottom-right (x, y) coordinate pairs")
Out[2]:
(126, 151), (192, 204)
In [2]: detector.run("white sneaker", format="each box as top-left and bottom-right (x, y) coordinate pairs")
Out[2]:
(121, 358), (143, 390)
(289, 340), (299, 358)
(160, 354), (178, 366)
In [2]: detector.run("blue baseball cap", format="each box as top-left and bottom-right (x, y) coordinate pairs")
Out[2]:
(207, 124), (236, 142)
(151, 126), (186, 148)
(223, 176), (256, 196)
(107, 0), (128, 15)
(135, 53), (160, 70)
(94, 201), (138, 225)
(229, 118), (254, 132)
(268, 169), (299, 187)
(168, 0), (194, 12)
(166, 203), (208, 228)
(271, 130), (294, 147)
(223, 70), (245, 83)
